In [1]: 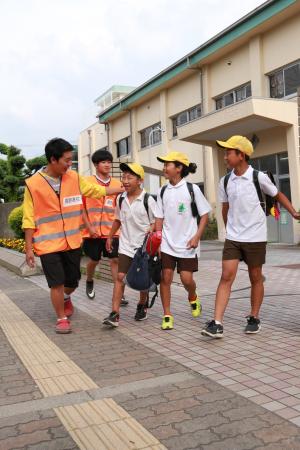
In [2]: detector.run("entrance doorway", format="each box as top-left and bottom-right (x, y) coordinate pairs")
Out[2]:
(251, 152), (293, 243)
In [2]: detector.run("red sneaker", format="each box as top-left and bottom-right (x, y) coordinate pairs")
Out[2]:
(55, 318), (71, 334)
(64, 298), (74, 318)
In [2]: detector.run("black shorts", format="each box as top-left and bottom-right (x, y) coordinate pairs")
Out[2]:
(40, 248), (81, 288)
(82, 238), (119, 261)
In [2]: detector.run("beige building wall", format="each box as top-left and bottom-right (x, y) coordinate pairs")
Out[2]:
(263, 14), (300, 75)
(78, 122), (107, 175)
(209, 44), (250, 100)
(167, 72), (201, 116)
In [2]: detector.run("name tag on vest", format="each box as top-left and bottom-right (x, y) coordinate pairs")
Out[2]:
(63, 195), (83, 207)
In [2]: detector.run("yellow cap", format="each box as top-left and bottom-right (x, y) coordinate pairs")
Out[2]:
(157, 151), (190, 167)
(216, 135), (254, 156)
(120, 162), (144, 179)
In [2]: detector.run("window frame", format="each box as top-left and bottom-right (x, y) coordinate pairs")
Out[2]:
(215, 83), (252, 110)
(171, 104), (202, 138)
(269, 60), (300, 99)
(140, 122), (162, 149)
(116, 136), (131, 158)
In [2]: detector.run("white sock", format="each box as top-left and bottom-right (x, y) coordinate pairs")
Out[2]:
(215, 320), (222, 325)
(64, 293), (70, 301)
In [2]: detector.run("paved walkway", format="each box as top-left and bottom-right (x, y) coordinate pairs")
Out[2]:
(1, 242), (300, 448)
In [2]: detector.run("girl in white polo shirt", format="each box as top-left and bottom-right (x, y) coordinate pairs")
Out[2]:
(202, 135), (300, 339)
(156, 152), (211, 330)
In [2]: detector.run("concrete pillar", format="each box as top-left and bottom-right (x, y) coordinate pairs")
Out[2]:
(160, 90), (169, 154)
(212, 146), (227, 241)
(286, 121), (300, 243)
(130, 108), (140, 163)
(249, 36), (266, 97)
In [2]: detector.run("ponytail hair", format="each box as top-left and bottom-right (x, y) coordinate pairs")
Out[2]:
(174, 161), (197, 178)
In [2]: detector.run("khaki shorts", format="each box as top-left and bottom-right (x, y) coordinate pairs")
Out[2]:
(223, 239), (266, 267)
(161, 252), (198, 273)
(118, 253), (133, 274)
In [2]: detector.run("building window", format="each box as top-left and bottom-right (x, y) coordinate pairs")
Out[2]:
(116, 137), (130, 158)
(72, 145), (78, 171)
(140, 123), (162, 149)
(215, 83), (252, 110)
(172, 104), (201, 137)
(269, 61), (300, 98)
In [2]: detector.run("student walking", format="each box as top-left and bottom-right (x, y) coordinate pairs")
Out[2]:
(201, 135), (300, 338)
(155, 152), (211, 330)
(82, 149), (128, 306)
(103, 163), (157, 327)
(23, 138), (124, 334)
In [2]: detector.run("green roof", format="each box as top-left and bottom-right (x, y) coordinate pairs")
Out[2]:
(98, 0), (296, 123)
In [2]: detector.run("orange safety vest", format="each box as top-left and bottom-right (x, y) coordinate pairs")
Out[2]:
(82, 176), (121, 238)
(25, 170), (83, 255)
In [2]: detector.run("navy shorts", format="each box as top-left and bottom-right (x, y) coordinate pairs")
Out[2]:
(82, 238), (119, 261)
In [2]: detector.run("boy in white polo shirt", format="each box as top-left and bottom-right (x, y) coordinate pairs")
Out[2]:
(202, 135), (300, 338)
(156, 151), (211, 330)
(103, 163), (157, 327)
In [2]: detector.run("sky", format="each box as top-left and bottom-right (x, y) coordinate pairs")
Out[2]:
(0, 0), (264, 158)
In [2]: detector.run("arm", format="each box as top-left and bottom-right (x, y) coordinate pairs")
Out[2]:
(275, 192), (300, 219)
(155, 218), (164, 232)
(82, 208), (98, 238)
(222, 202), (229, 226)
(106, 219), (121, 252)
(187, 214), (209, 249)
(79, 175), (124, 198)
(24, 228), (35, 267)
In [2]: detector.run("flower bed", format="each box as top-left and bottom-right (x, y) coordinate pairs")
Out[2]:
(0, 238), (25, 253)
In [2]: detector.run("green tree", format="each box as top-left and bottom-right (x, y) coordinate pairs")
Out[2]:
(0, 144), (26, 202)
(25, 155), (47, 176)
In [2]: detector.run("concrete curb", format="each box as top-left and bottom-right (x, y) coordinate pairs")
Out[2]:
(0, 247), (43, 277)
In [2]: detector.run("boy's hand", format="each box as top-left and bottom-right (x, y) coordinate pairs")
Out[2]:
(106, 185), (125, 196)
(26, 250), (35, 268)
(187, 235), (200, 249)
(106, 237), (112, 253)
(88, 225), (98, 238)
(292, 211), (300, 220)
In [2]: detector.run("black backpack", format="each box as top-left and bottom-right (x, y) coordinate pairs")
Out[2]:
(124, 236), (161, 308)
(160, 182), (200, 220)
(224, 169), (277, 216)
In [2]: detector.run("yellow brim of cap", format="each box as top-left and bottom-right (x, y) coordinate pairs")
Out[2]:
(157, 156), (171, 162)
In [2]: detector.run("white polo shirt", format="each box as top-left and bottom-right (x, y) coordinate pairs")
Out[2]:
(156, 179), (212, 258)
(115, 190), (157, 257)
(218, 166), (278, 243)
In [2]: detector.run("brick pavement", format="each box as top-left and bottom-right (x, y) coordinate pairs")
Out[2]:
(1, 250), (300, 448)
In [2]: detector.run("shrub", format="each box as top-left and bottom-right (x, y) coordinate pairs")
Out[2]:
(202, 217), (218, 240)
(0, 238), (25, 253)
(8, 204), (24, 238)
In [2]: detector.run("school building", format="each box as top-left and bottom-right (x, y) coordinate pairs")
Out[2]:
(78, 0), (300, 244)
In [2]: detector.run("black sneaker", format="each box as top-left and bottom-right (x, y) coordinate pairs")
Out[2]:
(245, 316), (261, 334)
(134, 304), (147, 321)
(86, 280), (95, 300)
(121, 296), (129, 306)
(103, 311), (119, 327)
(201, 320), (223, 338)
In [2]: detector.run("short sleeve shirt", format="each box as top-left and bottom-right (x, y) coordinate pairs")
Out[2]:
(156, 179), (211, 258)
(218, 165), (278, 242)
(116, 190), (157, 257)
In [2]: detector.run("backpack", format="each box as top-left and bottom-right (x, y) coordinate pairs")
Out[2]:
(160, 182), (200, 221)
(119, 192), (151, 219)
(124, 235), (161, 308)
(224, 169), (278, 216)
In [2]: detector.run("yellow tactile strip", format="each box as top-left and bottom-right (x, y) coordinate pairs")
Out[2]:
(0, 291), (97, 396)
(55, 398), (166, 450)
(0, 290), (167, 449)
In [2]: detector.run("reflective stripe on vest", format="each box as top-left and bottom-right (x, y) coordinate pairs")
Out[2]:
(82, 176), (121, 238)
(26, 170), (83, 255)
